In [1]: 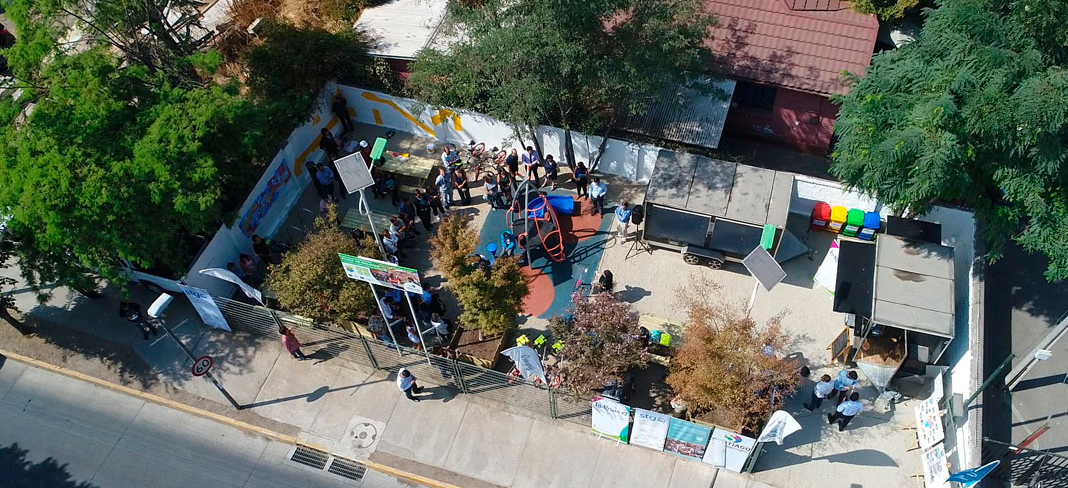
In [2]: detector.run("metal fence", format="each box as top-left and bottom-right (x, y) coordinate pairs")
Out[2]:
(215, 296), (593, 425)
(982, 437), (1068, 487)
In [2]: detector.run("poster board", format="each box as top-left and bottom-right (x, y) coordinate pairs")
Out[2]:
(915, 397), (945, 449)
(705, 428), (757, 473)
(339, 254), (423, 294)
(591, 396), (631, 442)
(630, 409), (671, 451)
(921, 444), (951, 488)
(664, 418), (712, 461)
(814, 239), (840, 294)
(334, 152), (374, 194)
(179, 285), (231, 331)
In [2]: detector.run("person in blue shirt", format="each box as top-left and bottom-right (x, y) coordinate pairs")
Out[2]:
(614, 202), (632, 244)
(833, 369), (860, 405)
(543, 155), (560, 190)
(316, 163), (345, 200)
(435, 166), (454, 209)
(589, 177), (607, 215)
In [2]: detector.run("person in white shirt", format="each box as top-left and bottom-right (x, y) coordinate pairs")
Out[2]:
(828, 392), (863, 431)
(381, 230), (401, 257)
(406, 322), (422, 348)
(430, 313), (450, 336)
(521, 146), (541, 187)
(588, 177), (607, 216)
(484, 175), (505, 210)
(441, 146), (459, 167)
(397, 368), (423, 401)
(804, 374), (834, 411)
(379, 296), (395, 321)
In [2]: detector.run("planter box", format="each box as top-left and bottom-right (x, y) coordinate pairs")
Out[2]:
(453, 327), (508, 370)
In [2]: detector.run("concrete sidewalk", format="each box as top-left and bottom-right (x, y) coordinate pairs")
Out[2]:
(0, 278), (761, 488)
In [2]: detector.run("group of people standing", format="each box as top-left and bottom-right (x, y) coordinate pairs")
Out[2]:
(804, 369), (864, 431)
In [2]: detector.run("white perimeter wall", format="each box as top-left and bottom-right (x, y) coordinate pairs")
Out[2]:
(334, 86), (659, 182)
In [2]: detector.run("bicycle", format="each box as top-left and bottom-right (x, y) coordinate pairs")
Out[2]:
(459, 140), (506, 180)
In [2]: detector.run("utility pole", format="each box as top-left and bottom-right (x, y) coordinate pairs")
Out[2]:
(963, 353), (1015, 410)
(1005, 310), (1068, 391)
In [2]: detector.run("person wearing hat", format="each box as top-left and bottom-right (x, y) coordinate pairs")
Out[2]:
(359, 140), (373, 167)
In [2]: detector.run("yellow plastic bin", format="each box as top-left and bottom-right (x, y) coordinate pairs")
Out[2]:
(828, 206), (847, 233)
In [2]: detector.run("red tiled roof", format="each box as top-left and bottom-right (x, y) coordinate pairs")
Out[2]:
(704, 0), (879, 95)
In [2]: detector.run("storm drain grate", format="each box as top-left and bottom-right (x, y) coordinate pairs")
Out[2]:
(327, 457), (367, 482)
(289, 445), (329, 470)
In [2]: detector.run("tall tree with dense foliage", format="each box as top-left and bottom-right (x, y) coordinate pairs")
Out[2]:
(0, 49), (272, 294)
(549, 292), (648, 395)
(266, 208), (380, 324)
(832, 0), (1068, 280)
(666, 279), (799, 434)
(407, 0), (716, 165)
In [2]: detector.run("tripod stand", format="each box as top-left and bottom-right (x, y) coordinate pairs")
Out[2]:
(626, 223), (653, 260)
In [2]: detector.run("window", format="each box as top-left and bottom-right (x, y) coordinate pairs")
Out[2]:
(733, 81), (777, 112)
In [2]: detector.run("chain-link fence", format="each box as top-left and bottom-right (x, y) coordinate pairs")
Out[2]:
(983, 437), (1068, 487)
(215, 296), (592, 425)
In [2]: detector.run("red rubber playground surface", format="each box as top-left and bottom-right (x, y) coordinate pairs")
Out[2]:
(478, 192), (613, 319)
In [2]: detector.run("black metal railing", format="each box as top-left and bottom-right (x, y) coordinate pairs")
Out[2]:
(982, 437), (1068, 487)
(214, 296), (592, 425)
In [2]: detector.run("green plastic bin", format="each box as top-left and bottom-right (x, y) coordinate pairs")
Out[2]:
(842, 209), (865, 237)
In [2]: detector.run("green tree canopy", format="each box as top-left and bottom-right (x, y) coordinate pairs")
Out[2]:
(0, 49), (271, 294)
(831, 0), (1068, 280)
(407, 0), (716, 164)
(549, 292), (648, 396)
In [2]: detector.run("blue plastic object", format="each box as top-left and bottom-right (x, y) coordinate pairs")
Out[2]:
(487, 242), (498, 255)
(858, 212), (881, 241)
(526, 194), (575, 218)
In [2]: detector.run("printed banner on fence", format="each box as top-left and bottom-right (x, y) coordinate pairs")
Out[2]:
(664, 418), (712, 460)
(630, 409), (671, 451)
(757, 410), (802, 445)
(591, 396), (631, 442)
(239, 162), (292, 236)
(338, 254), (423, 294)
(179, 285), (231, 331)
(705, 428), (757, 472)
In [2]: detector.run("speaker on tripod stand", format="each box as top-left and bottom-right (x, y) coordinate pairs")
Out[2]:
(626, 205), (652, 259)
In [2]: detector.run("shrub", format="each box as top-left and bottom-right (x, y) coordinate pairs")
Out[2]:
(665, 278), (800, 435)
(266, 206), (380, 324)
(548, 292), (648, 395)
(430, 214), (528, 336)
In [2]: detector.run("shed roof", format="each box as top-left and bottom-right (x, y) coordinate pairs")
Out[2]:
(703, 0), (879, 95)
(872, 235), (955, 338)
(356, 0), (449, 59)
(645, 150), (793, 227)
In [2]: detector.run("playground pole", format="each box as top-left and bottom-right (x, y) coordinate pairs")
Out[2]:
(524, 179), (532, 268)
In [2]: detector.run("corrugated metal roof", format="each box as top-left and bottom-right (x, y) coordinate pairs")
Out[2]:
(622, 78), (736, 149)
(356, 0), (449, 59)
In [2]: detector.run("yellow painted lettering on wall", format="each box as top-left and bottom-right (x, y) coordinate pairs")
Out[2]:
(360, 92), (435, 137)
(430, 109), (462, 131)
(373, 109), (382, 125)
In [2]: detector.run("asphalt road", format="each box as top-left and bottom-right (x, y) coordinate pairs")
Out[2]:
(983, 242), (1068, 454)
(0, 356), (417, 488)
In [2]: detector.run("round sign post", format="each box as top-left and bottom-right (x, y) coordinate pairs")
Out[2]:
(193, 356), (213, 377)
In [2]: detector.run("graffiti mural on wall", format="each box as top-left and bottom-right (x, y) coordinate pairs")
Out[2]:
(239, 162), (292, 236)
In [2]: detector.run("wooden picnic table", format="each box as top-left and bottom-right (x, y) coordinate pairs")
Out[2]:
(341, 207), (394, 234)
(376, 151), (438, 184)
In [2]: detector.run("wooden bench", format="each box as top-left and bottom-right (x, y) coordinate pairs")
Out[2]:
(341, 208), (395, 234)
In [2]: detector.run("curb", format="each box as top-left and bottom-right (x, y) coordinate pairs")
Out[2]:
(0, 349), (462, 488)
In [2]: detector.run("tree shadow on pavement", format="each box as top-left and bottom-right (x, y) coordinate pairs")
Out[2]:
(0, 443), (99, 488)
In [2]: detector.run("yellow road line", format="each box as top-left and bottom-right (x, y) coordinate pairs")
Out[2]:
(0, 349), (462, 488)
